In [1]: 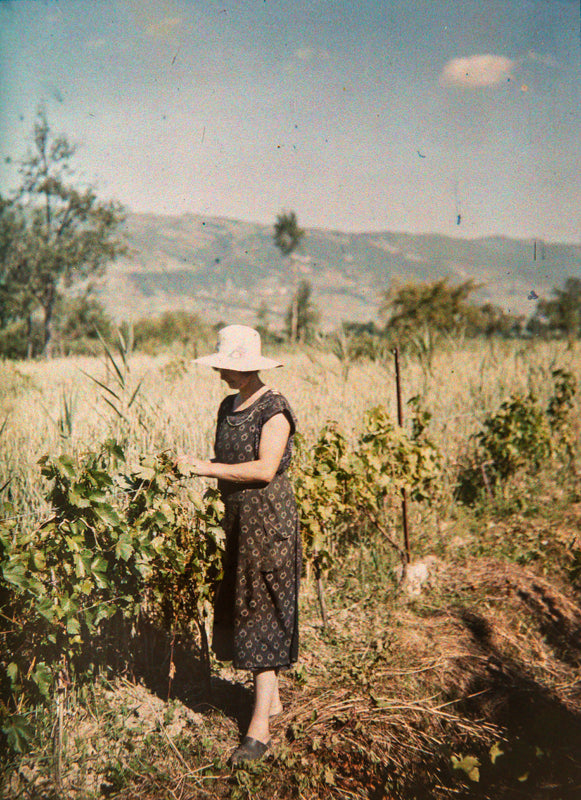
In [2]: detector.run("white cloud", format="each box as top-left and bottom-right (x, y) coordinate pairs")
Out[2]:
(440, 54), (516, 88)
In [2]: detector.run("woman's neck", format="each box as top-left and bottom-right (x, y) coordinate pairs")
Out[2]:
(235, 375), (266, 409)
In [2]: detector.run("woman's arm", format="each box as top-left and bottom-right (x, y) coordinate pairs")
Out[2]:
(179, 413), (291, 483)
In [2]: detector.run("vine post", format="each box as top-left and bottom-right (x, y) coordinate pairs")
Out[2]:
(394, 348), (411, 564)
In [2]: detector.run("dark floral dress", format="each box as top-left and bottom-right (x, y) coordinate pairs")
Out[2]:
(211, 389), (301, 670)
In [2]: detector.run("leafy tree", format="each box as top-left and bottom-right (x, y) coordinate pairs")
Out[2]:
(528, 278), (581, 343)
(284, 279), (320, 342)
(0, 111), (124, 357)
(380, 278), (479, 336)
(132, 310), (211, 354)
(273, 210), (304, 342)
(0, 197), (38, 354)
(53, 294), (113, 355)
(468, 302), (524, 338)
(256, 299), (270, 334)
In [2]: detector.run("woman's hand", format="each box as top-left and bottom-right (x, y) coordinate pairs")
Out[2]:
(175, 412), (291, 483)
(175, 456), (214, 477)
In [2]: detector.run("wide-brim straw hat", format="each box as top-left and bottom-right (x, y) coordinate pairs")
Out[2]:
(194, 325), (283, 371)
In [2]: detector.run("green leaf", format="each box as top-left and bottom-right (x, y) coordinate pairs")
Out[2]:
(489, 742), (504, 764)
(31, 663), (52, 699)
(68, 488), (91, 508)
(94, 503), (121, 527)
(6, 662), (19, 685)
(2, 715), (33, 753)
(31, 549), (46, 570)
(451, 754), (480, 782)
(94, 604), (115, 625)
(66, 617), (80, 635)
(115, 534), (134, 561)
(57, 454), (77, 479)
(36, 597), (57, 622)
(1, 558), (28, 591)
(104, 439), (126, 461)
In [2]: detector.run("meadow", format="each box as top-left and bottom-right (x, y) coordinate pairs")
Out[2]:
(1, 337), (581, 799)
(2, 337), (576, 516)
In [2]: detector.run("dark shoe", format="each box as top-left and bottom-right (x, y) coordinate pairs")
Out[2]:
(229, 735), (270, 766)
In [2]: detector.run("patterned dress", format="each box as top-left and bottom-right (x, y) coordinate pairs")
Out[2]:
(211, 389), (301, 670)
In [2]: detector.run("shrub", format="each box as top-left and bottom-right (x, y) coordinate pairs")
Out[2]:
(455, 369), (578, 504)
(0, 442), (223, 755)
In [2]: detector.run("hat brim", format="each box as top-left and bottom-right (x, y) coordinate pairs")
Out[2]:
(193, 353), (283, 371)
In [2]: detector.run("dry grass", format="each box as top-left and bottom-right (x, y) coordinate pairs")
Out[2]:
(5, 548), (581, 800)
(2, 339), (579, 517)
(2, 339), (581, 799)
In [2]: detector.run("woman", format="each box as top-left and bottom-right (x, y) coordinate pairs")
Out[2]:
(180, 324), (300, 765)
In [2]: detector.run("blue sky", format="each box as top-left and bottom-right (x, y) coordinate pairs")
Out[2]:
(1, 0), (580, 241)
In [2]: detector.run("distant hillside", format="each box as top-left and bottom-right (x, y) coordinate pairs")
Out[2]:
(98, 212), (581, 330)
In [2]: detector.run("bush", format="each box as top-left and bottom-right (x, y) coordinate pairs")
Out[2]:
(132, 311), (212, 354)
(455, 369), (577, 504)
(0, 442), (223, 755)
(0, 320), (44, 360)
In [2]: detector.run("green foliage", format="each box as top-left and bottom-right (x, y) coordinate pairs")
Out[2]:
(0, 318), (44, 360)
(467, 302), (524, 338)
(529, 277), (581, 341)
(82, 328), (148, 432)
(284, 279), (320, 343)
(273, 209), (305, 342)
(478, 394), (551, 483)
(0, 111), (124, 357)
(295, 400), (440, 572)
(546, 368), (577, 463)
(456, 369), (578, 504)
(273, 210), (304, 257)
(451, 753), (480, 782)
(381, 278), (479, 337)
(53, 294), (113, 356)
(132, 310), (212, 355)
(378, 281), (525, 369)
(0, 442), (223, 754)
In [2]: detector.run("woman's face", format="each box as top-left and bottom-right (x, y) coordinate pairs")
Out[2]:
(217, 369), (256, 390)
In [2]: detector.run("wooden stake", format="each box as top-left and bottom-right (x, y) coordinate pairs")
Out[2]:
(394, 348), (411, 564)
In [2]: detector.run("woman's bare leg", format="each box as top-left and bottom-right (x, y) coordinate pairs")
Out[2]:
(245, 669), (277, 743)
(270, 672), (283, 716)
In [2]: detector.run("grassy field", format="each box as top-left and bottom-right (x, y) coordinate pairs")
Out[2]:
(2, 338), (577, 513)
(1, 338), (581, 799)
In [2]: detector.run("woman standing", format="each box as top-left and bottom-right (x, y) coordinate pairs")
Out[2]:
(180, 325), (300, 765)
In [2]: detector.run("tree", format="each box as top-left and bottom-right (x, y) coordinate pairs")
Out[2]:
(528, 278), (581, 343)
(284, 279), (320, 342)
(0, 197), (39, 356)
(273, 210), (304, 342)
(53, 294), (113, 356)
(467, 302), (524, 338)
(380, 278), (479, 336)
(0, 111), (124, 356)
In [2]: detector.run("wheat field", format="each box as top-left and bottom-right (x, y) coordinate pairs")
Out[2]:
(1, 338), (578, 524)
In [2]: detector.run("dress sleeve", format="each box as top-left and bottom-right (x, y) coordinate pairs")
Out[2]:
(260, 391), (297, 435)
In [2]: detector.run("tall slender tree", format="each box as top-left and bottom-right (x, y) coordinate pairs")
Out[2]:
(273, 210), (304, 342)
(0, 111), (124, 356)
(284, 279), (320, 342)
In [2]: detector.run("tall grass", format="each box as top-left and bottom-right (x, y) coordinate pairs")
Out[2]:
(1, 339), (579, 522)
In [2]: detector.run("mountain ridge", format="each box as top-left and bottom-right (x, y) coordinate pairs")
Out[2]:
(98, 212), (581, 330)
